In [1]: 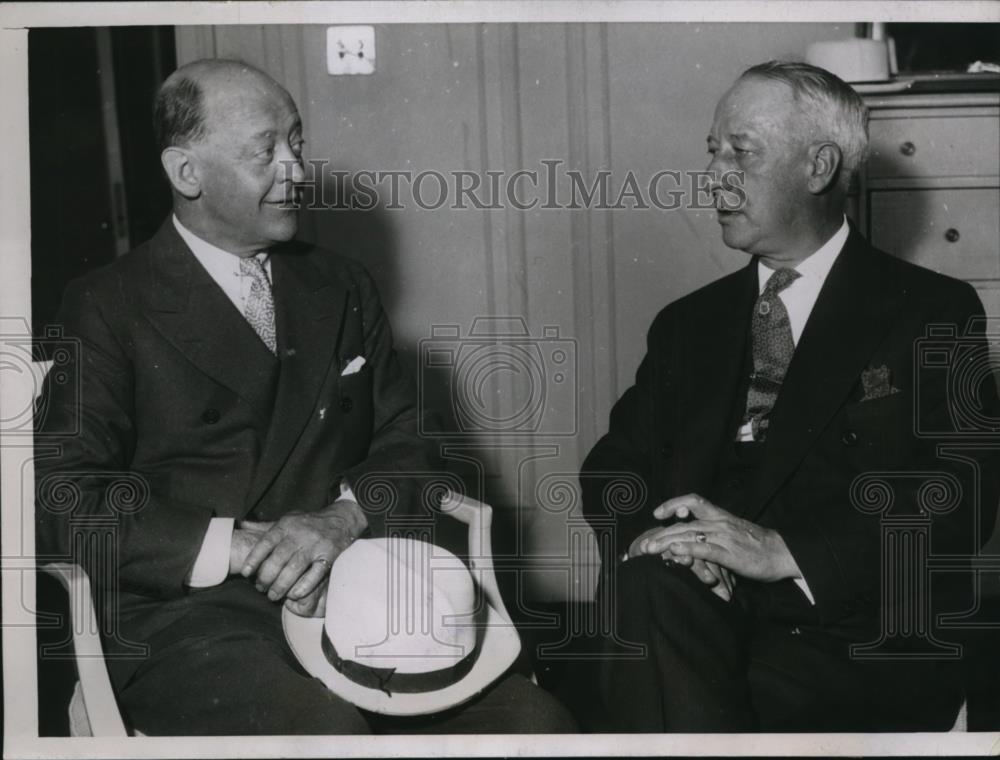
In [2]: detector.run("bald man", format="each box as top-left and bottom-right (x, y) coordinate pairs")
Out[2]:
(35, 59), (573, 735)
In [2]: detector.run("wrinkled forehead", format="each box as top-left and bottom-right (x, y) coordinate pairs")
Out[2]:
(711, 76), (801, 137)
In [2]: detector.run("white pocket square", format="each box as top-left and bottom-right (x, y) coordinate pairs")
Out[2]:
(341, 356), (366, 376)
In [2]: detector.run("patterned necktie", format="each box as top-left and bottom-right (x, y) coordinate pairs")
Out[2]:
(742, 267), (801, 441)
(239, 255), (277, 355)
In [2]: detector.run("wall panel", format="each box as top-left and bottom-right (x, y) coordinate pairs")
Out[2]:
(175, 22), (844, 600)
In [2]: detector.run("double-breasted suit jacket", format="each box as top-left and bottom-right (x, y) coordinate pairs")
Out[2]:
(35, 219), (440, 685)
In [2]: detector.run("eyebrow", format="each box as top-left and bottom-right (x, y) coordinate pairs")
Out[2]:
(706, 130), (756, 138)
(248, 120), (303, 141)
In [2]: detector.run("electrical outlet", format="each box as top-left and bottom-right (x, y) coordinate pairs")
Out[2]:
(327, 26), (375, 75)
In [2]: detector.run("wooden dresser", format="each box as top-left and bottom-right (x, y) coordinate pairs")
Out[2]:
(854, 92), (1000, 334)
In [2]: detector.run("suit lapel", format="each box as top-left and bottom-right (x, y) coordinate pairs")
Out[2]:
(743, 228), (904, 521)
(671, 260), (758, 494)
(142, 220), (278, 425)
(243, 246), (350, 510)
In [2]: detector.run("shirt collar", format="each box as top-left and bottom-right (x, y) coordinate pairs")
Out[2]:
(172, 215), (270, 267)
(758, 215), (849, 292)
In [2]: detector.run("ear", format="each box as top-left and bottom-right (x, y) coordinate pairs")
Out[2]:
(806, 142), (842, 194)
(160, 147), (202, 200)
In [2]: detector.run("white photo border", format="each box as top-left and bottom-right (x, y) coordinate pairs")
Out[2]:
(2, 2), (999, 757)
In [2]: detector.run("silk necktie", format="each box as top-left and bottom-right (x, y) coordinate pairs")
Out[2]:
(240, 254), (277, 355)
(742, 267), (800, 441)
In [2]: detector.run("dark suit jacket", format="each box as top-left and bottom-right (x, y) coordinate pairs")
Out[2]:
(582, 227), (999, 641)
(35, 219), (440, 681)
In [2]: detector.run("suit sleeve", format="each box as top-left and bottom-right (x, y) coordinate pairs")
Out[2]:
(35, 277), (214, 599)
(581, 309), (673, 568)
(780, 282), (1000, 625)
(338, 264), (443, 535)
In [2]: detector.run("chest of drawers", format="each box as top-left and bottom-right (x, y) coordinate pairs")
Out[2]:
(855, 92), (1000, 329)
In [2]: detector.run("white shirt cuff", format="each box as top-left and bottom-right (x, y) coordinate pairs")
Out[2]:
(338, 482), (357, 503)
(186, 517), (234, 587)
(794, 576), (816, 605)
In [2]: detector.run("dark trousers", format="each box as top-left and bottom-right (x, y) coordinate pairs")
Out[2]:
(113, 592), (576, 735)
(118, 630), (575, 736)
(599, 556), (963, 732)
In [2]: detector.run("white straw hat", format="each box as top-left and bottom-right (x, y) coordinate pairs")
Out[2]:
(283, 536), (520, 716)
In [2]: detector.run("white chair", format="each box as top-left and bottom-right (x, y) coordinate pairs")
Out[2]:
(39, 492), (509, 736)
(40, 563), (129, 737)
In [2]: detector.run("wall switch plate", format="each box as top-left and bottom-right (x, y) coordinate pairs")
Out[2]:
(327, 26), (375, 75)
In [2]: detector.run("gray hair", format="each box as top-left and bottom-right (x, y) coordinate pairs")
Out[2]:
(741, 60), (869, 191)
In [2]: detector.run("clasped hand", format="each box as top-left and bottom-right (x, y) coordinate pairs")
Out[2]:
(628, 493), (800, 601)
(229, 499), (368, 616)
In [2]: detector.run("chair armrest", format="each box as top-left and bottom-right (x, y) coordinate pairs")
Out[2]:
(439, 492), (514, 625)
(40, 563), (128, 737)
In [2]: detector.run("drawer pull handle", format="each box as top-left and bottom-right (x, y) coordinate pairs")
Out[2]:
(945, 228), (960, 243)
(899, 141), (916, 157)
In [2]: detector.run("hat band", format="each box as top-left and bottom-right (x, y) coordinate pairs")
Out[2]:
(321, 628), (479, 697)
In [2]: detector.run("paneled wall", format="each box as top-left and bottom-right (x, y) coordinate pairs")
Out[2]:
(176, 22), (847, 600)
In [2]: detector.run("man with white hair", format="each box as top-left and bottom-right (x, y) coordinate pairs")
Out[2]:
(582, 61), (999, 731)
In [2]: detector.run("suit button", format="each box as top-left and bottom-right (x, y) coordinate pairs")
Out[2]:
(842, 430), (859, 446)
(202, 408), (220, 424)
(790, 626), (802, 636)
(660, 444), (673, 459)
(728, 476), (744, 488)
(340, 397), (353, 413)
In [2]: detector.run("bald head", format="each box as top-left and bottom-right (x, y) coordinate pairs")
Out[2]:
(153, 59), (290, 153)
(154, 59), (305, 255)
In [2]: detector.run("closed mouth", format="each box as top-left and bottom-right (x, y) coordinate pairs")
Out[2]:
(712, 190), (744, 214)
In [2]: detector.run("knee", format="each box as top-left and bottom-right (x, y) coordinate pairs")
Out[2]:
(605, 555), (712, 620)
(621, 554), (713, 591)
(491, 675), (578, 733)
(615, 554), (666, 587)
(288, 689), (372, 735)
(120, 634), (373, 735)
(611, 555), (692, 601)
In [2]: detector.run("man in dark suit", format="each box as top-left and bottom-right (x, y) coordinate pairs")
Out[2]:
(582, 61), (999, 731)
(35, 59), (573, 735)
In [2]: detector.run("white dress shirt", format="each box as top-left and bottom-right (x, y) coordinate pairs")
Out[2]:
(173, 216), (356, 587)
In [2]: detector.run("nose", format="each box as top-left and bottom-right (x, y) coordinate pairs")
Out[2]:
(276, 147), (306, 185)
(705, 150), (732, 193)
(288, 155), (306, 184)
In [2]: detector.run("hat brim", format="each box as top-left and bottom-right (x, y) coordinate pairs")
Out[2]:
(282, 601), (521, 716)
